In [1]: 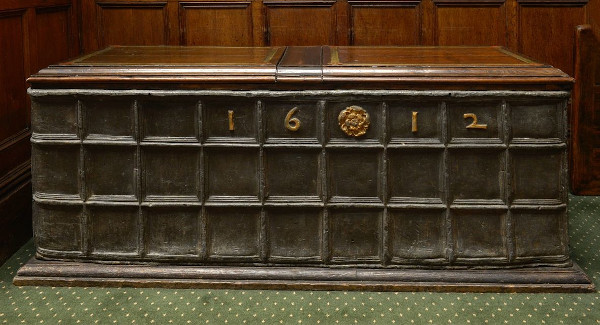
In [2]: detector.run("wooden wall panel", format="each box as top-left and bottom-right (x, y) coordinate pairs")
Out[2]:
(34, 6), (73, 71)
(265, 1), (337, 45)
(0, 0), (78, 264)
(349, 1), (420, 45)
(518, 5), (586, 76)
(97, 3), (168, 47)
(0, 12), (28, 144)
(434, 3), (507, 46)
(180, 1), (253, 46)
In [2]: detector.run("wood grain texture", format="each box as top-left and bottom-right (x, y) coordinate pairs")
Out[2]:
(180, 1), (253, 46)
(97, 2), (168, 47)
(349, 1), (420, 45)
(264, 1), (337, 45)
(0, 11), (28, 144)
(434, 4), (507, 46)
(0, 0), (78, 264)
(518, 6), (585, 76)
(571, 25), (600, 194)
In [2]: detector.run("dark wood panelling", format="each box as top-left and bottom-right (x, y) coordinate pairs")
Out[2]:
(349, 1), (420, 45)
(180, 1), (253, 46)
(571, 25), (600, 194)
(0, 181), (32, 263)
(518, 5), (585, 76)
(0, 0), (78, 263)
(265, 1), (337, 45)
(34, 6), (74, 71)
(97, 2), (168, 47)
(434, 2), (507, 46)
(0, 11), (28, 144)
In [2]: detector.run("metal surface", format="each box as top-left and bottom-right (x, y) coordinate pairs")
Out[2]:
(30, 88), (571, 269)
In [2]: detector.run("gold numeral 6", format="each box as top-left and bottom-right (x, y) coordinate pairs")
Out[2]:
(285, 107), (301, 132)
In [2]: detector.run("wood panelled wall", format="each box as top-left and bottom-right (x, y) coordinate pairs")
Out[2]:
(80, 0), (599, 76)
(0, 0), (79, 263)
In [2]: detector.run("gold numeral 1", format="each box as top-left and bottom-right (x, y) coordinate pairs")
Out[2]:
(464, 113), (487, 129)
(285, 107), (301, 131)
(228, 110), (235, 131)
(412, 111), (418, 133)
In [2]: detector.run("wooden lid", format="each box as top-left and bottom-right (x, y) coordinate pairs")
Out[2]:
(28, 45), (573, 89)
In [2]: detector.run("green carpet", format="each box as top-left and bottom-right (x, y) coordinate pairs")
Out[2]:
(2, 195), (600, 324)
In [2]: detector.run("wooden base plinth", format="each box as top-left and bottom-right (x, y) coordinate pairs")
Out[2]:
(14, 258), (595, 293)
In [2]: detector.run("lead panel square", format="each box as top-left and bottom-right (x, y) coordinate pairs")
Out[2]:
(85, 146), (137, 201)
(327, 101), (383, 143)
(264, 100), (319, 141)
(388, 101), (442, 141)
(206, 149), (259, 200)
(388, 149), (443, 202)
(448, 100), (502, 142)
(204, 98), (257, 141)
(34, 203), (82, 253)
(513, 209), (567, 258)
(268, 209), (322, 260)
(329, 209), (382, 262)
(145, 207), (199, 256)
(512, 150), (562, 202)
(140, 98), (199, 141)
(33, 144), (80, 197)
(453, 210), (506, 259)
(389, 209), (446, 260)
(83, 97), (134, 139)
(207, 208), (260, 258)
(143, 147), (200, 201)
(31, 96), (78, 136)
(510, 101), (561, 140)
(449, 149), (504, 204)
(328, 150), (382, 202)
(265, 149), (321, 199)
(90, 206), (138, 254)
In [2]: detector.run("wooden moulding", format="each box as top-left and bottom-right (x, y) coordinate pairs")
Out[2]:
(14, 258), (595, 293)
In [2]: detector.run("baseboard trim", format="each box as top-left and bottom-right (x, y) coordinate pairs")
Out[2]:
(14, 258), (596, 293)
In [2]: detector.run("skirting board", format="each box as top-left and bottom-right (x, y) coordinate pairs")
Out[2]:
(14, 258), (595, 293)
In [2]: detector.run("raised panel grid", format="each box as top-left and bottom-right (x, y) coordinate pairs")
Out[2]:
(513, 208), (568, 260)
(388, 148), (444, 204)
(265, 149), (322, 203)
(328, 149), (384, 204)
(448, 100), (503, 144)
(139, 98), (199, 142)
(388, 208), (446, 263)
(32, 144), (81, 199)
(388, 100), (442, 143)
(85, 145), (138, 202)
(267, 208), (323, 262)
(31, 96), (78, 138)
(30, 91), (569, 267)
(82, 97), (135, 140)
(89, 206), (139, 256)
(206, 207), (261, 260)
(205, 148), (260, 202)
(145, 207), (200, 257)
(329, 208), (382, 263)
(34, 203), (82, 254)
(142, 147), (201, 202)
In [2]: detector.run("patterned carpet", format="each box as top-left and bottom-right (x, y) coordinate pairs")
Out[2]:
(1, 195), (599, 324)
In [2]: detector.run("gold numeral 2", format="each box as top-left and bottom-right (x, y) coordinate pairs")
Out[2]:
(285, 107), (301, 132)
(412, 111), (418, 133)
(228, 110), (235, 131)
(464, 113), (487, 129)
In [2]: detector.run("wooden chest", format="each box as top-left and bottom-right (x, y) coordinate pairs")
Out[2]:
(16, 46), (594, 292)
